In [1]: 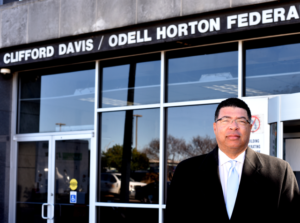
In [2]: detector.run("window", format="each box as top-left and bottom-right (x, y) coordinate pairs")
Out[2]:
(270, 123), (277, 157)
(101, 54), (161, 108)
(98, 108), (160, 204)
(167, 43), (238, 102)
(1, 0), (22, 5)
(18, 63), (95, 133)
(165, 104), (218, 197)
(245, 35), (300, 96)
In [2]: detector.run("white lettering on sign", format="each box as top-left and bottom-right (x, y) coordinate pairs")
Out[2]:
(178, 23), (188, 36)
(188, 21), (198, 34)
(274, 8), (285, 22)
(156, 18), (221, 39)
(249, 114), (264, 153)
(167, 25), (178, 38)
(227, 15), (237, 29)
(210, 18), (220, 31)
(249, 12), (261, 26)
(4, 46), (56, 64)
(59, 39), (93, 56)
(286, 5), (299, 20)
(108, 30), (152, 47)
(157, 26), (166, 40)
(137, 31), (144, 43)
(86, 39), (94, 51)
(3, 39), (94, 64)
(198, 20), (209, 33)
(2, 5), (300, 65)
(109, 35), (118, 47)
(238, 13), (248, 27)
(262, 9), (273, 24)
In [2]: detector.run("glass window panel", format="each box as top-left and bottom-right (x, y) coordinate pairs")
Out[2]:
(18, 63), (95, 133)
(54, 139), (90, 223)
(245, 35), (300, 96)
(270, 123), (277, 157)
(167, 43), (238, 102)
(165, 104), (218, 202)
(101, 54), (160, 108)
(97, 207), (158, 223)
(16, 141), (48, 223)
(99, 108), (160, 204)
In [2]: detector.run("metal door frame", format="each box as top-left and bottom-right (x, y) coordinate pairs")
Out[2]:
(9, 131), (94, 223)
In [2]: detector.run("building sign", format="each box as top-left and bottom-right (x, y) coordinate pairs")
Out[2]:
(249, 114), (264, 153)
(244, 98), (269, 155)
(1, 2), (300, 67)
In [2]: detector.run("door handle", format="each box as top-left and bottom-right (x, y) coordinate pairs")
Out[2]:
(41, 203), (54, 220)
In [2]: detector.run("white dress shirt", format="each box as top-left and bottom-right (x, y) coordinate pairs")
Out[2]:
(218, 148), (245, 202)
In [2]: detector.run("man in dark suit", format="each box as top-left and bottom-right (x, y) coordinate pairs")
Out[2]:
(166, 98), (299, 222)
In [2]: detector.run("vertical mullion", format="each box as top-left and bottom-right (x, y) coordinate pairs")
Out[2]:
(90, 61), (100, 223)
(9, 72), (18, 223)
(277, 97), (283, 159)
(238, 40), (243, 98)
(48, 136), (55, 222)
(159, 51), (166, 223)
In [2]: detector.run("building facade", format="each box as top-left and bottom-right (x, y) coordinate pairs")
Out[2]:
(1, 0), (300, 222)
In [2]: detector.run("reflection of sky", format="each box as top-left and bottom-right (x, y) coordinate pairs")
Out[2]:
(101, 109), (160, 151)
(246, 43), (300, 76)
(102, 61), (161, 108)
(246, 43), (300, 96)
(168, 51), (238, 83)
(167, 104), (218, 142)
(168, 51), (238, 102)
(103, 61), (160, 90)
(39, 69), (95, 132)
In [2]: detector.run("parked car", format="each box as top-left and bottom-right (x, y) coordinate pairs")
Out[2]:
(101, 173), (147, 196)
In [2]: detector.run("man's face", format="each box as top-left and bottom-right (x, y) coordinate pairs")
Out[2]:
(213, 106), (253, 154)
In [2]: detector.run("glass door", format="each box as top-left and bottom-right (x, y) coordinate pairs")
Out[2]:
(15, 137), (52, 223)
(15, 134), (92, 223)
(53, 135), (91, 223)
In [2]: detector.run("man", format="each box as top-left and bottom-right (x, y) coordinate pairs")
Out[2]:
(166, 98), (299, 222)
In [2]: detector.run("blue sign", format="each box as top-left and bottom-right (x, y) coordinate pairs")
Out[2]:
(70, 191), (77, 203)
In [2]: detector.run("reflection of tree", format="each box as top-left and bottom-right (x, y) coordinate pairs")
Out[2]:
(143, 135), (217, 163)
(101, 144), (149, 172)
(186, 135), (217, 158)
(143, 139), (159, 160)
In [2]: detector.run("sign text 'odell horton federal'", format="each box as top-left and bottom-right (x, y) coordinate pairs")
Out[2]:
(1, 2), (300, 67)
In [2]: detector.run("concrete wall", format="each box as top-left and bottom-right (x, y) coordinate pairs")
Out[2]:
(0, 0), (276, 49)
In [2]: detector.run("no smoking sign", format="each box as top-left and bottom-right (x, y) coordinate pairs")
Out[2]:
(251, 115), (261, 133)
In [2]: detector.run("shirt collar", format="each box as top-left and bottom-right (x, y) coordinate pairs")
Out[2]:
(218, 148), (246, 166)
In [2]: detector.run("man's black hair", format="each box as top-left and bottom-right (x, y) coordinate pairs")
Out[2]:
(215, 98), (252, 121)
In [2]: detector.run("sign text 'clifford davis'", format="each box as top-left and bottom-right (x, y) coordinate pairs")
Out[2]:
(1, 3), (300, 66)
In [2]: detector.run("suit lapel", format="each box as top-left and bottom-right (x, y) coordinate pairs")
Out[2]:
(231, 148), (262, 220)
(203, 147), (229, 221)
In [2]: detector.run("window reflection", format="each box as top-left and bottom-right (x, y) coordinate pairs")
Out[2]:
(166, 105), (218, 201)
(167, 43), (238, 102)
(97, 207), (158, 223)
(101, 54), (160, 108)
(16, 142), (48, 223)
(99, 109), (160, 203)
(270, 123), (277, 157)
(245, 35), (300, 96)
(18, 63), (95, 133)
(54, 139), (90, 223)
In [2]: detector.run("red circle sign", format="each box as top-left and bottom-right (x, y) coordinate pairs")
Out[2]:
(251, 115), (260, 133)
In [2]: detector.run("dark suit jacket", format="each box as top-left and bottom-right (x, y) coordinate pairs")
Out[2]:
(166, 147), (300, 222)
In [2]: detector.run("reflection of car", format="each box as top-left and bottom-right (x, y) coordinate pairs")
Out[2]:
(101, 173), (146, 195)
